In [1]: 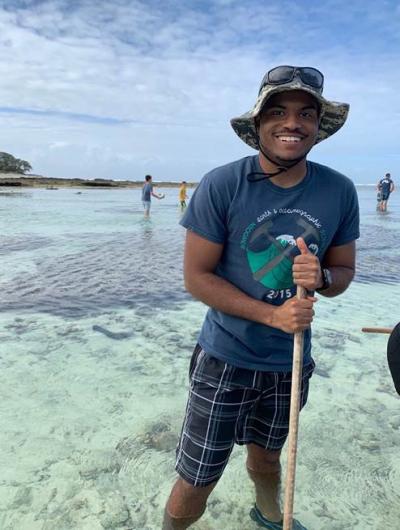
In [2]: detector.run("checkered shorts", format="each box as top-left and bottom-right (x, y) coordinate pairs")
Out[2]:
(175, 344), (314, 487)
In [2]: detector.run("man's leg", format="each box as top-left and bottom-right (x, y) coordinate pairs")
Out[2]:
(162, 477), (217, 529)
(245, 365), (314, 530)
(163, 347), (243, 529)
(246, 444), (282, 522)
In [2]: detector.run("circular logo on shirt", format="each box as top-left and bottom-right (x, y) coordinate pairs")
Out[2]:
(245, 215), (320, 290)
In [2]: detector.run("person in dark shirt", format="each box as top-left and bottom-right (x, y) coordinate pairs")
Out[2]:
(162, 66), (359, 530)
(377, 173), (395, 212)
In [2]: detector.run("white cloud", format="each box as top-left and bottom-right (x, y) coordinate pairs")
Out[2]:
(0, 0), (399, 182)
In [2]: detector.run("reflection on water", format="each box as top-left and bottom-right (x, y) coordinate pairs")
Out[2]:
(140, 218), (154, 241)
(0, 191), (32, 197)
(1, 228), (187, 317)
(0, 186), (399, 529)
(356, 224), (399, 284)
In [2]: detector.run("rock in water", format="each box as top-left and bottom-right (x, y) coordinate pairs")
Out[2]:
(92, 324), (134, 340)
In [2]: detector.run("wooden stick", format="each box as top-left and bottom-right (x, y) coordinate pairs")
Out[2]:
(362, 327), (393, 334)
(283, 285), (306, 530)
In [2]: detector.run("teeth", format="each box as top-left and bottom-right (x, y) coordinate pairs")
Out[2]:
(278, 136), (301, 143)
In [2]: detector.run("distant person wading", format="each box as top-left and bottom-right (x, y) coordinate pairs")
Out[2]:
(141, 174), (163, 218)
(179, 181), (188, 211)
(377, 172), (395, 212)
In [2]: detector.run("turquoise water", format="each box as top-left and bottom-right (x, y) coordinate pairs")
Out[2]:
(0, 185), (399, 530)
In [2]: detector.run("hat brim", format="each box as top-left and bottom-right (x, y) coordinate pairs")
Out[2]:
(230, 83), (349, 150)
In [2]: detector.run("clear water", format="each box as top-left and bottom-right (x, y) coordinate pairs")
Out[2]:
(0, 185), (399, 530)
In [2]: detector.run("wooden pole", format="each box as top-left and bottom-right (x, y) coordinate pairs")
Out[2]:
(283, 285), (306, 530)
(361, 327), (393, 334)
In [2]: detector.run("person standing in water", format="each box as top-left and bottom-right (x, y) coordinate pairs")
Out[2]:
(377, 173), (395, 212)
(162, 65), (359, 530)
(141, 174), (163, 218)
(179, 181), (188, 211)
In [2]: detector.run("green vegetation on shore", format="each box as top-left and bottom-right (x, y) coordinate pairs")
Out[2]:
(0, 152), (32, 174)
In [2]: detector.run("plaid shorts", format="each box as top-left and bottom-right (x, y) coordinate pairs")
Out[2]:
(175, 344), (314, 487)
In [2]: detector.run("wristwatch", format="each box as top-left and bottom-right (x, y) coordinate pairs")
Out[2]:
(317, 267), (333, 292)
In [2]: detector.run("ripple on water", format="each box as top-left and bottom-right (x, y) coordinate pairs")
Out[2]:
(1, 230), (189, 316)
(355, 224), (400, 285)
(0, 234), (54, 255)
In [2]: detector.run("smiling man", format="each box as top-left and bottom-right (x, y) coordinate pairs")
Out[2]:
(257, 90), (319, 181)
(163, 66), (360, 530)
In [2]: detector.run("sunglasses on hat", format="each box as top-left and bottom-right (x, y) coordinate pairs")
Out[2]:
(259, 66), (324, 95)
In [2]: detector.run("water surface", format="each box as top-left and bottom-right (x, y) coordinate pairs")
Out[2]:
(0, 185), (399, 530)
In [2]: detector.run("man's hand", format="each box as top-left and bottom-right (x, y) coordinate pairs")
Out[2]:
(292, 237), (323, 291)
(271, 294), (317, 334)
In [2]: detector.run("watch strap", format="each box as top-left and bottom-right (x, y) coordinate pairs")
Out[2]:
(317, 267), (332, 292)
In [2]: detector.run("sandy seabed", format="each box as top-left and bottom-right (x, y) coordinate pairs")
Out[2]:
(0, 186), (399, 529)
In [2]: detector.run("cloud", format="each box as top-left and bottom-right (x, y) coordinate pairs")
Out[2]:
(0, 0), (399, 181)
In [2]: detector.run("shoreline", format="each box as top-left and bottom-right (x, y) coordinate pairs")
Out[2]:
(0, 172), (376, 189)
(0, 172), (197, 189)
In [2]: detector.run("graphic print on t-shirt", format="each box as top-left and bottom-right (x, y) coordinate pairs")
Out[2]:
(241, 209), (322, 302)
(380, 178), (392, 195)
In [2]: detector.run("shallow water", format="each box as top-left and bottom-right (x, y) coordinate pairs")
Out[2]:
(0, 185), (399, 530)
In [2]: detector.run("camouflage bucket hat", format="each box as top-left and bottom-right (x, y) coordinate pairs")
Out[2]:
(230, 66), (349, 149)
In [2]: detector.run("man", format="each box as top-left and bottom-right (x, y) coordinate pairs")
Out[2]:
(377, 172), (395, 212)
(163, 66), (359, 530)
(179, 181), (188, 211)
(142, 174), (163, 217)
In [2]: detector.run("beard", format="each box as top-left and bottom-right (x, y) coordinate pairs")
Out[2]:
(258, 139), (313, 168)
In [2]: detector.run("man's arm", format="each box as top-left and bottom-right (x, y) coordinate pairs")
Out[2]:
(292, 239), (356, 298)
(319, 241), (356, 297)
(151, 187), (162, 199)
(184, 230), (316, 334)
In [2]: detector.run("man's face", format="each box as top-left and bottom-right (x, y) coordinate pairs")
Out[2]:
(258, 90), (319, 163)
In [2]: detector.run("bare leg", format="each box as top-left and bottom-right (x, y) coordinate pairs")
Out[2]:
(162, 477), (217, 529)
(246, 444), (282, 523)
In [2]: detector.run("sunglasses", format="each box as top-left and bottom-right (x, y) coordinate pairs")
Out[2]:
(259, 66), (324, 95)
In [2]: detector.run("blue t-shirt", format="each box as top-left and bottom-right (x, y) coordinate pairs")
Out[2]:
(379, 177), (392, 196)
(142, 182), (153, 201)
(180, 156), (360, 372)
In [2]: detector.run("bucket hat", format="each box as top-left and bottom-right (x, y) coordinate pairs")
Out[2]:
(230, 66), (349, 149)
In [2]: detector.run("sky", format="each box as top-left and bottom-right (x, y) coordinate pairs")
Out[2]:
(0, 0), (399, 183)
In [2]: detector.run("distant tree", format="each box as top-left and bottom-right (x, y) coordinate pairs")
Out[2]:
(16, 159), (32, 174)
(0, 151), (32, 174)
(0, 152), (15, 171)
